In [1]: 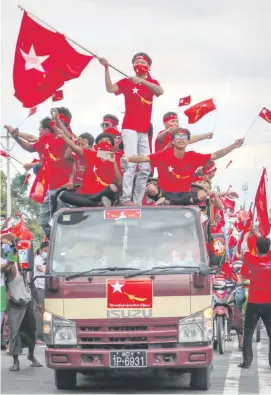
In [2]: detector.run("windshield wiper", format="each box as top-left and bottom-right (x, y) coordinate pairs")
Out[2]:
(66, 267), (138, 281)
(125, 265), (200, 279)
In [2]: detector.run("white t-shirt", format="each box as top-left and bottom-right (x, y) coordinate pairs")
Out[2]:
(34, 255), (45, 289)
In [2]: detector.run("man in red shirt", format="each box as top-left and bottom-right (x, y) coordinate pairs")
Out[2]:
(238, 232), (271, 369)
(6, 108), (73, 237)
(99, 52), (163, 206)
(121, 127), (244, 206)
(155, 112), (214, 152)
(56, 130), (122, 207)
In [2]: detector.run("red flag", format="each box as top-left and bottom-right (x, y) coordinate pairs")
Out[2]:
(6, 213), (32, 240)
(0, 149), (10, 158)
(28, 106), (37, 117)
(178, 95), (191, 107)
(107, 279), (153, 309)
(23, 173), (31, 185)
(211, 207), (225, 233)
(29, 162), (48, 203)
(255, 168), (270, 238)
(259, 107), (271, 123)
(223, 196), (236, 211)
(13, 12), (93, 108)
(184, 98), (216, 124)
(226, 160), (233, 169)
(52, 90), (64, 102)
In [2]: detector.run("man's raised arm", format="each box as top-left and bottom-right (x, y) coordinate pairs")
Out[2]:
(55, 128), (83, 156)
(190, 132), (213, 145)
(127, 155), (150, 164)
(99, 58), (119, 94)
(211, 139), (244, 161)
(5, 126), (35, 153)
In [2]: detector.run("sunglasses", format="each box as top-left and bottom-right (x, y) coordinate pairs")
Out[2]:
(173, 133), (188, 140)
(101, 122), (113, 128)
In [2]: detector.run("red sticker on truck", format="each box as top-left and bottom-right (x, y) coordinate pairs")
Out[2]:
(104, 209), (141, 219)
(107, 279), (153, 309)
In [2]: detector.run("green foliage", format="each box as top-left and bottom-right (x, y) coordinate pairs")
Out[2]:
(0, 170), (43, 246)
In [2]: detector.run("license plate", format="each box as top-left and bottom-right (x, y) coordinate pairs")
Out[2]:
(110, 350), (147, 368)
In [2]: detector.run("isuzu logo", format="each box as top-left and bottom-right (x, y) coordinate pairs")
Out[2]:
(107, 309), (152, 318)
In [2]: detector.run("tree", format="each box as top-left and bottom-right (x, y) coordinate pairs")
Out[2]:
(0, 170), (43, 246)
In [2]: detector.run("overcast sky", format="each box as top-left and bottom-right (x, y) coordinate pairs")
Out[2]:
(1, 0), (271, 208)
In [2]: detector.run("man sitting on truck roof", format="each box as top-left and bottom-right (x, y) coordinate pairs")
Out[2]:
(121, 127), (244, 206)
(55, 130), (122, 208)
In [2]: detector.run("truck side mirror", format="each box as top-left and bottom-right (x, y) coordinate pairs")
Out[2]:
(17, 240), (33, 271)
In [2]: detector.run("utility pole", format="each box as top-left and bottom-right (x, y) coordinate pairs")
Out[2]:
(242, 183), (248, 210)
(1, 133), (12, 217)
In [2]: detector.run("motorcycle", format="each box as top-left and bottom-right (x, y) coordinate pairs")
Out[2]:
(212, 275), (236, 354)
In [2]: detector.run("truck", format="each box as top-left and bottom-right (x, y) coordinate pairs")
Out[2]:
(34, 205), (214, 390)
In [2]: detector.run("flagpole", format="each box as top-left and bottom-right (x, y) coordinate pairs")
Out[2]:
(6, 134), (12, 217)
(17, 5), (130, 79)
(243, 115), (258, 139)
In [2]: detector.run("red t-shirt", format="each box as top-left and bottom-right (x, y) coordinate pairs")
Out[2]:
(149, 148), (211, 192)
(71, 152), (86, 184)
(242, 251), (271, 303)
(81, 150), (115, 194)
(33, 134), (73, 190)
(155, 130), (171, 152)
(115, 76), (160, 133)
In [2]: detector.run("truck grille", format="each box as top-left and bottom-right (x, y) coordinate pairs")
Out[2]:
(78, 320), (179, 349)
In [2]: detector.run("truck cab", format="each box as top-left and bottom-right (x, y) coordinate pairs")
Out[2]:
(42, 206), (213, 390)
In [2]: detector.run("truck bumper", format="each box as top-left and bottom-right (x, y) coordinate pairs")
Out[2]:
(45, 345), (213, 370)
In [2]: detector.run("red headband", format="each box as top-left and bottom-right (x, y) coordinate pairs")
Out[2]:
(58, 114), (71, 125)
(203, 163), (217, 175)
(134, 55), (150, 64)
(164, 114), (178, 123)
(103, 118), (118, 126)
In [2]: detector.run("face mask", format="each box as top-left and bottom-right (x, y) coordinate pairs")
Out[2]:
(2, 244), (11, 254)
(133, 64), (149, 75)
(40, 251), (48, 259)
(97, 141), (112, 151)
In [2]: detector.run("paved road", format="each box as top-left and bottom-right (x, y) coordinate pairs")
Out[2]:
(1, 333), (270, 394)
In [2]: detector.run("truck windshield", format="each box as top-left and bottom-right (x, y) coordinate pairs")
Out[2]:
(51, 208), (203, 275)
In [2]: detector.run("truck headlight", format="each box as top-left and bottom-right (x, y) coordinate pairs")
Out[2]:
(179, 307), (213, 343)
(43, 312), (77, 345)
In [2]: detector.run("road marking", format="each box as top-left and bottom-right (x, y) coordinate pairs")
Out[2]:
(257, 341), (271, 395)
(222, 341), (242, 394)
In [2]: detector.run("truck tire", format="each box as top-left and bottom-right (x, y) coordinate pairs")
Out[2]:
(54, 370), (77, 390)
(190, 365), (212, 390)
(217, 316), (225, 354)
(256, 320), (261, 343)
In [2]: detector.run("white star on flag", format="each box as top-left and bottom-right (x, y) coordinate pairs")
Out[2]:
(111, 280), (124, 293)
(132, 87), (139, 94)
(262, 108), (267, 114)
(180, 99), (183, 103)
(20, 45), (49, 72)
(93, 166), (97, 172)
(45, 143), (49, 149)
(168, 166), (174, 172)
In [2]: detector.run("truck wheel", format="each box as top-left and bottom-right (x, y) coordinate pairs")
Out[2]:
(190, 366), (212, 390)
(217, 316), (225, 354)
(256, 320), (261, 342)
(54, 370), (77, 390)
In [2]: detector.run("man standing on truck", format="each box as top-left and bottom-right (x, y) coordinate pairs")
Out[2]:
(99, 52), (163, 206)
(121, 127), (244, 206)
(5, 107), (73, 237)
